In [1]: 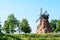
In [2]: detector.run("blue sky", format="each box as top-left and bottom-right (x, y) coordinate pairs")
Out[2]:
(0, 0), (60, 33)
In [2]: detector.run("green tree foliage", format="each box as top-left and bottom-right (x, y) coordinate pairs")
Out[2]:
(3, 21), (10, 33)
(55, 20), (60, 32)
(3, 14), (20, 33)
(50, 20), (60, 32)
(21, 19), (31, 33)
(0, 21), (2, 33)
(50, 20), (57, 31)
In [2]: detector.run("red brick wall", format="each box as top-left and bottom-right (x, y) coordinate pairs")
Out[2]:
(37, 18), (53, 34)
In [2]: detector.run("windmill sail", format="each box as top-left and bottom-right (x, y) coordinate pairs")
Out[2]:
(36, 8), (42, 23)
(43, 11), (47, 14)
(36, 18), (40, 22)
(40, 8), (42, 16)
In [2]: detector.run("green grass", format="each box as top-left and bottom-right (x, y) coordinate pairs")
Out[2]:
(0, 33), (60, 40)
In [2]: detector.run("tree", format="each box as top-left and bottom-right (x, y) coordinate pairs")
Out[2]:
(20, 19), (31, 33)
(3, 21), (10, 33)
(3, 14), (20, 33)
(50, 20), (57, 31)
(55, 20), (60, 32)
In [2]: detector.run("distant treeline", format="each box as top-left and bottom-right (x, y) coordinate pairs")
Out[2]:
(0, 13), (31, 34)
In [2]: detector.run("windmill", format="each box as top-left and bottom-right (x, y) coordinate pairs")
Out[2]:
(36, 8), (53, 33)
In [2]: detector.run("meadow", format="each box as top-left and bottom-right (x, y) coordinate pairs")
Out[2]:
(0, 33), (60, 40)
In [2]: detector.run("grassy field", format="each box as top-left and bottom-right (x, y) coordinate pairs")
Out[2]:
(0, 33), (60, 40)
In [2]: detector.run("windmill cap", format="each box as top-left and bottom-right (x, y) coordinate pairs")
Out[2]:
(40, 13), (49, 19)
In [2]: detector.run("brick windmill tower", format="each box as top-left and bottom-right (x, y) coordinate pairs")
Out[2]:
(36, 8), (53, 33)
